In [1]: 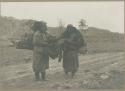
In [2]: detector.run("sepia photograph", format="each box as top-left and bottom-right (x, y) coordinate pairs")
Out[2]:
(0, 1), (124, 91)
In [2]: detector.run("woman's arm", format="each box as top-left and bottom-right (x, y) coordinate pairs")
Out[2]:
(33, 32), (48, 47)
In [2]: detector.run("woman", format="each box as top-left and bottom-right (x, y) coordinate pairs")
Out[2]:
(32, 21), (52, 81)
(59, 24), (84, 78)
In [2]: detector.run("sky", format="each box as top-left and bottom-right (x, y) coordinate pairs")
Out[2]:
(1, 1), (124, 33)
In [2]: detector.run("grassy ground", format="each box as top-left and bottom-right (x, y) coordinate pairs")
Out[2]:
(0, 46), (124, 90)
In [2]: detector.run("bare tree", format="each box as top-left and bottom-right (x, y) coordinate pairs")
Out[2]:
(58, 19), (65, 35)
(79, 19), (88, 33)
(78, 19), (88, 54)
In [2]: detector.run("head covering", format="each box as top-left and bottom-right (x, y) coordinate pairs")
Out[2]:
(62, 24), (76, 38)
(32, 21), (47, 32)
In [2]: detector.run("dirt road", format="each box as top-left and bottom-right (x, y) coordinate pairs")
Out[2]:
(0, 47), (124, 90)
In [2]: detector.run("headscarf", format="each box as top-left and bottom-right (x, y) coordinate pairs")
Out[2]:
(62, 24), (74, 38)
(32, 21), (47, 32)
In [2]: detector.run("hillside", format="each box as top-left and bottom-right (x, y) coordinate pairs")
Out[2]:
(85, 27), (124, 53)
(0, 16), (124, 53)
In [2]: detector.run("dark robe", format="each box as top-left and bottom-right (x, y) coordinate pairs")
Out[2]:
(61, 27), (84, 72)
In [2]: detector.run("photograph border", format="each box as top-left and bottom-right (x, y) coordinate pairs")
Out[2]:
(0, 0), (124, 91)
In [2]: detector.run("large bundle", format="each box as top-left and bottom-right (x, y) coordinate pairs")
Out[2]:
(13, 20), (35, 49)
(47, 36), (60, 59)
(16, 31), (33, 50)
(16, 31), (61, 59)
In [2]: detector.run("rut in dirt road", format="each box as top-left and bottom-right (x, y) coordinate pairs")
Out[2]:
(0, 52), (124, 90)
(1, 52), (124, 81)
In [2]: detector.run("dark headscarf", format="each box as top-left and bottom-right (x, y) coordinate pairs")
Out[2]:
(32, 21), (47, 32)
(62, 24), (74, 38)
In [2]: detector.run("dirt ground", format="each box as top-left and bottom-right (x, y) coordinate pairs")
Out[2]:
(0, 46), (125, 90)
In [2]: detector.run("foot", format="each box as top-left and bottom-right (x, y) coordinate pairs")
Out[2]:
(34, 72), (40, 81)
(41, 72), (46, 81)
(71, 71), (76, 78)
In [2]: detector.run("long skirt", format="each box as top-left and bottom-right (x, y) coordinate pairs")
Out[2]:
(63, 50), (79, 72)
(33, 49), (49, 73)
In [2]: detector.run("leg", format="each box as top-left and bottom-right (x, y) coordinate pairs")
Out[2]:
(64, 70), (69, 76)
(34, 71), (40, 81)
(41, 71), (46, 81)
(71, 70), (76, 78)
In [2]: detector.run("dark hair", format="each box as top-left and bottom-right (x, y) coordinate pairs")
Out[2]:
(32, 21), (47, 32)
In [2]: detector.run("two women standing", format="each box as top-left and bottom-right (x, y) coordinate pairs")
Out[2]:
(32, 21), (85, 81)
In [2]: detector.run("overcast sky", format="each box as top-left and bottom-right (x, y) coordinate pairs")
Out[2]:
(1, 1), (124, 33)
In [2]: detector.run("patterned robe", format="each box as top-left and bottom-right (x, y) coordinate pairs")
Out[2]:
(32, 31), (51, 72)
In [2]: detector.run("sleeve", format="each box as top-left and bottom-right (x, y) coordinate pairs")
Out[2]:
(33, 32), (48, 47)
(77, 33), (85, 47)
(46, 32), (55, 41)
